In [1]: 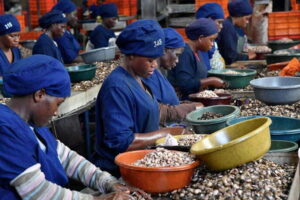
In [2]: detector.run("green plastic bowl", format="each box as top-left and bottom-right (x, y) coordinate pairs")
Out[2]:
(66, 64), (97, 83)
(208, 69), (257, 89)
(267, 40), (300, 52)
(269, 140), (298, 153)
(186, 105), (240, 134)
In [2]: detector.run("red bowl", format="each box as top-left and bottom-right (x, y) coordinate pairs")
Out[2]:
(115, 150), (200, 194)
(189, 93), (232, 106)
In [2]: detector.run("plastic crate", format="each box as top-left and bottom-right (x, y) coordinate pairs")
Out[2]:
(20, 31), (42, 41)
(0, 0), (4, 15)
(15, 15), (26, 32)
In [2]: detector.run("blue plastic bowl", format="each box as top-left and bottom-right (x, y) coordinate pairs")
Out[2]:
(227, 115), (300, 143)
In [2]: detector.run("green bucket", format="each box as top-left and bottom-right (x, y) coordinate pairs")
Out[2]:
(269, 140), (298, 153)
(208, 69), (257, 89)
(66, 64), (97, 83)
(186, 105), (240, 134)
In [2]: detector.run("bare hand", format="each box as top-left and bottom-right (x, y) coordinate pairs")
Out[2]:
(111, 183), (152, 200)
(93, 191), (133, 200)
(248, 51), (257, 60)
(164, 127), (193, 136)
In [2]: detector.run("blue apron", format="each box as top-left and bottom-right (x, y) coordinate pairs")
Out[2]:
(217, 17), (248, 65)
(0, 47), (21, 76)
(93, 66), (160, 177)
(90, 25), (116, 48)
(142, 68), (180, 105)
(0, 104), (68, 199)
(33, 33), (63, 63)
(55, 30), (81, 64)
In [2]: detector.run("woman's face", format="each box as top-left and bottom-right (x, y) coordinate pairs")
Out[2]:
(32, 93), (65, 126)
(235, 15), (251, 28)
(51, 23), (66, 37)
(160, 48), (184, 70)
(67, 11), (78, 28)
(130, 55), (159, 78)
(103, 17), (117, 29)
(0, 32), (20, 48)
(198, 33), (218, 52)
(214, 19), (224, 32)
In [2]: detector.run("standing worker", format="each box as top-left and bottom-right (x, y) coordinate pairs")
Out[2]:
(0, 55), (150, 200)
(0, 14), (21, 75)
(143, 28), (203, 125)
(167, 18), (226, 100)
(196, 3), (225, 70)
(217, 0), (256, 65)
(52, 0), (83, 64)
(89, 3), (118, 49)
(32, 10), (67, 62)
(93, 20), (188, 177)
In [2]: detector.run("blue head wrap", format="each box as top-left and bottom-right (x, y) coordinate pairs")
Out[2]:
(228, 0), (253, 17)
(185, 18), (218, 40)
(116, 19), (165, 58)
(196, 3), (224, 20)
(99, 3), (118, 18)
(163, 28), (185, 49)
(3, 55), (71, 97)
(0, 14), (21, 36)
(39, 10), (68, 29)
(52, 0), (77, 14)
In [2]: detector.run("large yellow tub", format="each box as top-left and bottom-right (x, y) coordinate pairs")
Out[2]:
(190, 117), (272, 171)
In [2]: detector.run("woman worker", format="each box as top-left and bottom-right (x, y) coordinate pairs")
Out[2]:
(0, 14), (21, 75)
(167, 18), (225, 100)
(196, 3), (225, 70)
(52, 0), (83, 64)
(0, 55), (149, 200)
(93, 20), (187, 177)
(32, 10), (67, 62)
(89, 3), (117, 49)
(143, 28), (202, 124)
(217, 0), (256, 65)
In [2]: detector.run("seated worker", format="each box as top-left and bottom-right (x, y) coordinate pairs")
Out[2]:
(196, 3), (225, 70)
(167, 18), (226, 100)
(93, 20), (188, 177)
(217, 0), (256, 65)
(89, 3), (117, 49)
(52, 0), (83, 64)
(143, 28), (203, 124)
(33, 10), (67, 63)
(0, 55), (149, 200)
(0, 14), (21, 75)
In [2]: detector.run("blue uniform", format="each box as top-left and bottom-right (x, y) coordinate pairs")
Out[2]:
(33, 33), (63, 63)
(55, 30), (80, 64)
(142, 69), (179, 105)
(217, 17), (248, 65)
(168, 44), (207, 100)
(0, 104), (68, 199)
(93, 66), (160, 176)
(0, 47), (21, 76)
(90, 25), (116, 48)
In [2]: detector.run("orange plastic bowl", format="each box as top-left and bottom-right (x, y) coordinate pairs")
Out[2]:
(115, 150), (200, 194)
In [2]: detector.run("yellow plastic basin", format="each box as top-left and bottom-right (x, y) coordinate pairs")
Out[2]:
(190, 117), (272, 171)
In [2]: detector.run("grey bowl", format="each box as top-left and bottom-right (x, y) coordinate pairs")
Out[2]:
(250, 77), (300, 105)
(20, 40), (36, 49)
(80, 46), (116, 64)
